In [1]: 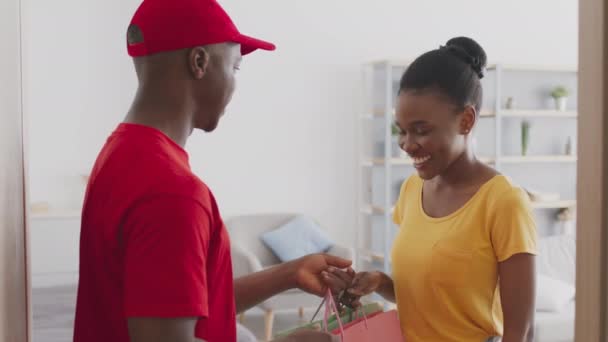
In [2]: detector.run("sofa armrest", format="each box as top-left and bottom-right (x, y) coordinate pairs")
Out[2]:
(231, 244), (264, 278)
(327, 244), (355, 261)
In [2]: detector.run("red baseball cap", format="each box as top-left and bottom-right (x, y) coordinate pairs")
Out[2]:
(127, 0), (276, 57)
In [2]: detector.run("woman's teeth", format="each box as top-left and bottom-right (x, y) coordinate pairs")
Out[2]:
(412, 155), (431, 165)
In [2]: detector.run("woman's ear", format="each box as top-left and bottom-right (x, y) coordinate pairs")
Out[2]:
(460, 105), (477, 135)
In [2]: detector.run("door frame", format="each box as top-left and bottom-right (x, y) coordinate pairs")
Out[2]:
(576, 0), (608, 340)
(0, 0), (30, 340)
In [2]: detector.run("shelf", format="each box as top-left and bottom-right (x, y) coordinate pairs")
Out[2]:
(369, 108), (495, 118)
(371, 157), (412, 166)
(364, 59), (412, 68)
(479, 110), (496, 117)
(499, 110), (577, 118)
(30, 209), (81, 220)
(363, 155), (575, 166)
(496, 64), (577, 73)
(362, 200), (575, 216)
(530, 200), (576, 209)
(364, 61), (576, 73)
(369, 109), (395, 118)
(370, 156), (495, 166)
(359, 249), (389, 263)
(500, 155), (577, 163)
(361, 206), (394, 215)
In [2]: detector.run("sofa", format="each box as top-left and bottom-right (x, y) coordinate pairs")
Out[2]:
(534, 233), (576, 342)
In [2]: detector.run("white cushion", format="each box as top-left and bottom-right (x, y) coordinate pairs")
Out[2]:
(536, 274), (575, 312)
(534, 301), (575, 342)
(537, 234), (576, 285)
(260, 215), (334, 262)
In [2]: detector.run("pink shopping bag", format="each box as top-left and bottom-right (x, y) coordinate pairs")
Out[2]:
(322, 289), (404, 342)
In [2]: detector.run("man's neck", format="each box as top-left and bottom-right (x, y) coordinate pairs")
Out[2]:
(125, 89), (194, 148)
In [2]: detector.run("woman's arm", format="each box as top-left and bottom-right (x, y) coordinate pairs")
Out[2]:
(498, 253), (536, 342)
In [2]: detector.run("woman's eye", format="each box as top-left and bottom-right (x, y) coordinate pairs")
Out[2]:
(415, 127), (430, 135)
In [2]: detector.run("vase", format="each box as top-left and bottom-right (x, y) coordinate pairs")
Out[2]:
(521, 121), (530, 156)
(555, 97), (568, 111)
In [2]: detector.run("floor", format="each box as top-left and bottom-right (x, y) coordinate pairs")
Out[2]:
(32, 285), (316, 342)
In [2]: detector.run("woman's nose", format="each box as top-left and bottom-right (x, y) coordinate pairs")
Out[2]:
(400, 135), (418, 155)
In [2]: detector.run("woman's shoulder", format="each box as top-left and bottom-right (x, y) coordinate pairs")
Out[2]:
(399, 174), (423, 195)
(483, 175), (531, 209)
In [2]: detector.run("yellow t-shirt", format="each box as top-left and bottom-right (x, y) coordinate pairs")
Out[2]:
(391, 175), (537, 342)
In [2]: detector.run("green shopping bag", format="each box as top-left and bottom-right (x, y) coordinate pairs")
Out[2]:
(275, 301), (383, 338)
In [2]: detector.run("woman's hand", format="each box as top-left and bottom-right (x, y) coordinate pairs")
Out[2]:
(322, 266), (355, 294)
(346, 271), (386, 297)
(323, 267), (361, 308)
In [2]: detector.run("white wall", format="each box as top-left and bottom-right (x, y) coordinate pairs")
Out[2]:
(24, 0), (578, 251)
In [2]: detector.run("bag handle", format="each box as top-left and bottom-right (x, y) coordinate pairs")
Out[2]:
(322, 288), (345, 338)
(353, 302), (369, 329)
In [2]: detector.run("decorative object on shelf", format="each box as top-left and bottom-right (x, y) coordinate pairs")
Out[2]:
(550, 86), (569, 111)
(521, 120), (531, 156)
(565, 136), (573, 155)
(556, 207), (576, 235)
(505, 96), (515, 109)
(525, 188), (561, 202)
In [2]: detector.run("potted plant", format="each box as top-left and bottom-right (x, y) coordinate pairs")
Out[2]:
(551, 86), (569, 111)
(521, 120), (531, 156)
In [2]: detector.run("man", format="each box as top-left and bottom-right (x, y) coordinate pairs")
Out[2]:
(72, 0), (351, 341)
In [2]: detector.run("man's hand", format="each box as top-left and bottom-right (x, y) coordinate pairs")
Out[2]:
(290, 254), (352, 296)
(234, 253), (352, 313)
(275, 330), (339, 342)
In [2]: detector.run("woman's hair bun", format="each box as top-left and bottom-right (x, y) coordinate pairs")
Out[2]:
(441, 36), (487, 79)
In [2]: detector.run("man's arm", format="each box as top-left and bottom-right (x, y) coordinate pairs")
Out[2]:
(127, 317), (202, 342)
(126, 253), (350, 342)
(499, 253), (536, 342)
(127, 317), (337, 342)
(234, 254), (352, 313)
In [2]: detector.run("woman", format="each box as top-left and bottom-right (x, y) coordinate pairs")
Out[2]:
(331, 37), (537, 342)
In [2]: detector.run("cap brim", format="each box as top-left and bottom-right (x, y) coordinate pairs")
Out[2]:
(234, 34), (276, 55)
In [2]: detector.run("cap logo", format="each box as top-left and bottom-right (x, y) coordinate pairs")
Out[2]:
(127, 25), (144, 46)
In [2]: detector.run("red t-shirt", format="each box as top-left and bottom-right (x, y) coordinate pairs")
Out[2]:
(73, 123), (236, 342)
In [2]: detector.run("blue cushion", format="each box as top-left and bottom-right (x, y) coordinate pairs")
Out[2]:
(260, 216), (334, 262)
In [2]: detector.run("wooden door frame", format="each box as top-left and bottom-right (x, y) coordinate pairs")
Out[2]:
(0, 0), (30, 340)
(576, 0), (608, 340)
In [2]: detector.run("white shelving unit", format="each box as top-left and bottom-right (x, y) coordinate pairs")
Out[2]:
(357, 61), (578, 273)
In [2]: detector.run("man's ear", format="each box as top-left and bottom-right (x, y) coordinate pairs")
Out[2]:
(189, 46), (210, 80)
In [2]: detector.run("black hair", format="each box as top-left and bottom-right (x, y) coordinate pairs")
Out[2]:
(399, 37), (487, 112)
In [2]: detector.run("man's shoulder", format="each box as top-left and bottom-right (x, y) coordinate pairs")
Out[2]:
(91, 127), (214, 209)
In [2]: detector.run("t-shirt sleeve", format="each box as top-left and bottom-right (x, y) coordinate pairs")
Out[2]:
(490, 187), (538, 262)
(122, 195), (211, 318)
